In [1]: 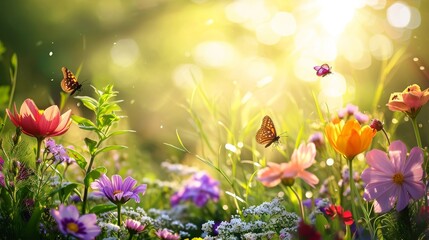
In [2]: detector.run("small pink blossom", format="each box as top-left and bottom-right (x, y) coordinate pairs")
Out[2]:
(361, 140), (425, 213)
(387, 84), (429, 118)
(257, 143), (319, 188)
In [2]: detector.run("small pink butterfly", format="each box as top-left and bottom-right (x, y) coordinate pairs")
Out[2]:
(314, 64), (332, 77)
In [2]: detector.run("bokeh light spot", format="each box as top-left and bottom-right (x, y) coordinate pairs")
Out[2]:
(110, 38), (140, 67)
(270, 12), (296, 37)
(326, 158), (334, 166)
(369, 34), (393, 60)
(172, 64), (203, 89)
(387, 2), (411, 28)
(193, 41), (237, 68)
(320, 73), (346, 97)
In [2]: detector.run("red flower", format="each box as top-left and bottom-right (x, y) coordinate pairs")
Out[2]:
(6, 99), (72, 139)
(324, 204), (354, 226)
(297, 220), (321, 240)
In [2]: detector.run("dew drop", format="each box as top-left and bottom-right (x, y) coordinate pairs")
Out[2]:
(392, 118), (399, 124)
(49, 51), (53, 56)
(51, 41), (54, 44)
(413, 57), (419, 61)
(50, 78), (54, 82)
(420, 66), (425, 70)
(76, 102), (81, 107)
(404, 116), (409, 122)
(419, 123), (423, 128)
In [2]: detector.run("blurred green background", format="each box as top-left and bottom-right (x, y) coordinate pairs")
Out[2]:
(0, 0), (428, 178)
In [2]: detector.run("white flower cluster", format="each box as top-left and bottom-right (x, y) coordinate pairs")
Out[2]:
(202, 198), (299, 239)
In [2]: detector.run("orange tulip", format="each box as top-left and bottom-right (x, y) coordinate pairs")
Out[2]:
(6, 99), (72, 139)
(387, 84), (429, 118)
(325, 118), (375, 160)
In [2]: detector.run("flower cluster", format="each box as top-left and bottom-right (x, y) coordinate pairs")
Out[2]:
(170, 171), (220, 207)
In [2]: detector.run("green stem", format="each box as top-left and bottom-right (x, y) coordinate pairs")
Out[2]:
(381, 128), (391, 146)
(289, 186), (305, 221)
(35, 137), (43, 168)
(348, 158), (359, 221)
(411, 117), (427, 207)
(410, 117), (422, 148)
(117, 204), (122, 226)
(81, 155), (95, 214)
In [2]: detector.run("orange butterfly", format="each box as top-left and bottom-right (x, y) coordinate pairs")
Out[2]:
(61, 67), (82, 96)
(256, 115), (280, 148)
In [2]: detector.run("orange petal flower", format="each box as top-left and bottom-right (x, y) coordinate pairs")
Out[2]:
(6, 99), (72, 139)
(387, 84), (429, 118)
(325, 118), (375, 160)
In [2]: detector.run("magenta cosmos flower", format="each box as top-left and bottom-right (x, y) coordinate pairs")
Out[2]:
(170, 171), (220, 207)
(155, 228), (180, 240)
(6, 98), (72, 139)
(125, 219), (146, 234)
(361, 140), (425, 213)
(258, 142), (319, 187)
(50, 204), (100, 240)
(90, 174), (147, 205)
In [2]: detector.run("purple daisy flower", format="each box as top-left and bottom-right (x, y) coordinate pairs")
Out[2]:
(170, 171), (220, 208)
(362, 140), (425, 213)
(90, 174), (147, 205)
(50, 204), (100, 240)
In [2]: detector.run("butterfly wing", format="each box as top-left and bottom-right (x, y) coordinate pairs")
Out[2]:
(61, 67), (82, 95)
(314, 64), (332, 77)
(256, 116), (280, 148)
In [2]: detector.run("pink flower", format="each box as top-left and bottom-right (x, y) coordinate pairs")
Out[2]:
(257, 143), (319, 188)
(257, 162), (288, 187)
(125, 219), (145, 234)
(155, 228), (180, 240)
(387, 84), (429, 118)
(6, 99), (72, 139)
(361, 140), (425, 213)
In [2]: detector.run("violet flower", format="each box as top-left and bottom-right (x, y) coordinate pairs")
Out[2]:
(45, 138), (74, 164)
(170, 171), (220, 207)
(361, 140), (425, 213)
(90, 174), (147, 205)
(50, 204), (101, 240)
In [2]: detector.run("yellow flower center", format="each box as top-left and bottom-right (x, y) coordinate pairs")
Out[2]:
(392, 173), (404, 185)
(113, 190), (123, 195)
(67, 222), (79, 233)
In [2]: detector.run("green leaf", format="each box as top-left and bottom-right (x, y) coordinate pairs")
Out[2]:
(99, 114), (119, 127)
(71, 115), (97, 130)
(49, 183), (79, 202)
(95, 145), (127, 156)
(106, 129), (135, 138)
(66, 148), (87, 169)
(89, 204), (117, 214)
(0, 85), (10, 107)
(74, 96), (98, 112)
(0, 41), (5, 56)
(84, 166), (107, 187)
(315, 214), (329, 236)
(9, 53), (18, 84)
(84, 137), (98, 155)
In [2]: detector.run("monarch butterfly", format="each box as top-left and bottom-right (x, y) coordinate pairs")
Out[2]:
(61, 67), (82, 95)
(314, 64), (332, 77)
(256, 115), (280, 148)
